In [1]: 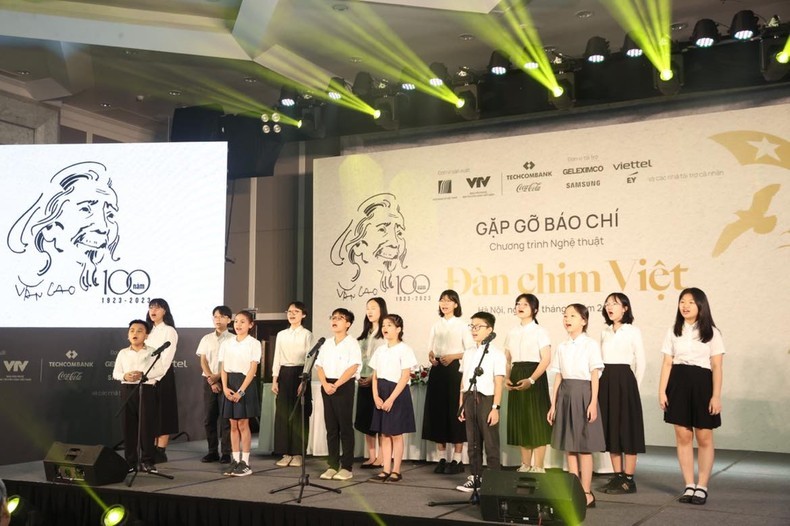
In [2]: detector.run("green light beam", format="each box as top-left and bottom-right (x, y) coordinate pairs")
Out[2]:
(601, 0), (673, 76)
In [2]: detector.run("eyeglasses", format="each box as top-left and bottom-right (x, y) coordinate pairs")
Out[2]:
(330, 315), (348, 321)
(604, 302), (620, 308)
(468, 324), (490, 331)
(285, 310), (303, 315)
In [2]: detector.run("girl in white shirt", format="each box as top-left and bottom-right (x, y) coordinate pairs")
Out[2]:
(145, 298), (179, 463)
(369, 314), (418, 482)
(220, 310), (262, 477)
(504, 293), (552, 473)
(548, 303), (605, 509)
(659, 288), (724, 506)
(598, 292), (646, 495)
(356, 297), (388, 469)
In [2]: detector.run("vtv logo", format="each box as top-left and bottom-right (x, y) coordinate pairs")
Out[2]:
(466, 176), (490, 189)
(4, 360), (29, 372)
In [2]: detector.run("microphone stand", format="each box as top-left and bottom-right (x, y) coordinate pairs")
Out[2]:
(270, 346), (341, 502)
(116, 350), (175, 487)
(428, 338), (491, 507)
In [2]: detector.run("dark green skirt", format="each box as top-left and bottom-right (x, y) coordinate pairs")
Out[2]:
(506, 362), (552, 448)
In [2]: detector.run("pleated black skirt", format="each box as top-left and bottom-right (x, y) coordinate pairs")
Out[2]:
(422, 361), (466, 444)
(371, 379), (416, 436)
(507, 362), (552, 448)
(551, 379), (605, 453)
(664, 364), (721, 430)
(354, 381), (376, 436)
(155, 367), (179, 435)
(274, 365), (311, 454)
(599, 364), (646, 454)
(221, 372), (261, 420)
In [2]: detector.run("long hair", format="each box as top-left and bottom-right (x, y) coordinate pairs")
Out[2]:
(437, 289), (463, 317)
(602, 292), (635, 326)
(359, 297), (388, 340)
(147, 298), (176, 328)
(673, 287), (716, 342)
(515, 293), (540, 324)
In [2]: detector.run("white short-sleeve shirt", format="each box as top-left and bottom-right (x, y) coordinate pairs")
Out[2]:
(660, 323), (725, 370)
(315, 335), (362, 379)
(272, 326), (313, 378)
(460, 344), (507, 396)
(113, 345), (161, 384)
(146, 323), (179, 370)
(370, 342), (418, 383)
(196, 330), (233, 376)
(219, 335), (262, 374)
(600, 324), (646, 385)
(428, 316), (474, 358)
(549, 333), (604, 380)
(504, 321), (552, 362)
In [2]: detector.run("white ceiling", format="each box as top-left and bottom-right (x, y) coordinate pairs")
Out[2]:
(0, 0), (788, 132)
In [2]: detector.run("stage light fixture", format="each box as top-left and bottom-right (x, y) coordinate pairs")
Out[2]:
(453, 86), (479, 120)
(488, 50), (510, 75)
(730, 10), (758, 40)
(373, 96), (398, 130)
(622, 34), (643, 57)
(327, 76), (347, 101)
(549, 73), (574, 110)
(523, 60), (539, 70)
(429, 62), (449, 87)
(279, 86), (297, 107)
(654, 55), (683, 95)
(262, 124), (271, 134)
(101, 504), (128, 526)
(352, 71), (374, 98)
(399, 67), (417, 91)
(585, 36), (610, 63)
(691, 19), (719, 48)
(761, 36), (790, 81)
(260, 113), (269, 123)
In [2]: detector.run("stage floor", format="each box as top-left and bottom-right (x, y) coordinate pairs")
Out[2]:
(1, 441), (789, 525)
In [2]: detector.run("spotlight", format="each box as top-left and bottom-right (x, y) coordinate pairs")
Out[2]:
(271, 113), (280, 123)
(101, 504), (128, 526)
(585, 36), (610, 63)
(279, 86), (297, 107)
(262, 124), (271, 134)
(373, 96), (398, 130)
(260, 113), (269, 123)
(523, 60), (539, 70)
(488, 50), (510, 75)
(691, 19), (719, 48)
(730, 10), (758, 40)
(327, 76), (347, 101)
(549, 73), (574, 110)
(622, 34), (643, 58)
(429, 62), (449, 87)
(399, 67), (417, 91)
(454, 86), (479, 120)
(352, 71), (374, 98)
(654, 55), (683, 95)
(761, 36), (790, 81)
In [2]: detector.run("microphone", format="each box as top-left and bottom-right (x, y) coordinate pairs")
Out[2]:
(306, 337), (326, 359)
(151, 341), (171, 357)
(482, 332), (497, 346)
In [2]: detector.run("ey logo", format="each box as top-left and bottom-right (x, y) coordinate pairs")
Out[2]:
(466, 176), (490, 189)
(4, 360), (29, 372)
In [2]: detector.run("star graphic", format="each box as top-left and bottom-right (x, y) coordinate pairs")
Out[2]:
(747, 137), (781, 161)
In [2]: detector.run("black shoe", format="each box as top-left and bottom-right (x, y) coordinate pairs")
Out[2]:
(220, 453), (232, 464)
(678, 485), (696, 504)
(586, 492), (596, 509)
(201, 452), (220, 463)
(598, 472), (623, 491)
(154, 447), (168, 463)
(445, 460), (463, 474)
(605, 475), (637, 494)
(142, 462), (158, 474)
(433, 458), (447, 474)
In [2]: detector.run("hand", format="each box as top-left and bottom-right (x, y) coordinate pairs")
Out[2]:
(547, 405), (555, 425)
(271, 381), (279, 395)
(323, 383), (337, 395)
(516, 379), (532, 391)
(374, 396), (384, 409)
(458, 407), (465, 422)
(659, 392), (669, 411)
(205, 376), (214, 385)
(358, 376), (372, 387)
(439, 355), (454, 366)
(210, 383), (221, 394)
(296, 383), (304, 396)
(223, 388), (235, 400)
(232, 392), (242, 403)
(587, 403), (598, 423)
(708, 396), (721, 415)
(382, 398), (394, 412)
(505, 379), (514, 391)
(487, 408), (500, 426)
(428, 351), (438, 366)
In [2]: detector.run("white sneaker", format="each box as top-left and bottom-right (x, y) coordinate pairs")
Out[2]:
(517, 464), (531, 472)
(333, 468), (353, 481)
(456, 475), (479, 492)
(528, 466), (546, 473)
(275, 455), (292, 467)
(289, 455), (303, 467)
(320, 468), (338, 480)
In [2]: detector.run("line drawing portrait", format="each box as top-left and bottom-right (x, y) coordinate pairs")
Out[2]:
(6, 161), (120, 293)
(330, 192), (406, 294)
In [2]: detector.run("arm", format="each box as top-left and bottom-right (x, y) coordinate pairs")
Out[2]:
(504, 349), (513, 389)
(709, 354), (723, 415)
(458, 388), (466, 421)
(587, 370), (600, 422)
(272, 333), (282, 394)
(221, 362), (234, 400)
(316, 365), (335, 395)
(372, 372), (384, 409)
(658, 354), (673, 410)
(200, 354), (221, 393)
(230, 360), (258, 403)
(633, 328), (646, 388)
(334, 364), (359, 389)
(547, 372), (563, 424)
(383, 368), (411, 412)
(488, 375), (503, 425)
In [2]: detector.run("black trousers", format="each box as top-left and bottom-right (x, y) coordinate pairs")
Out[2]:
(322, 379), (355, 471)
(122, 383), (156, 466)
(463, 391), (501, 477)
(274, 366), (311, 455)
(203, 380), (231, 455)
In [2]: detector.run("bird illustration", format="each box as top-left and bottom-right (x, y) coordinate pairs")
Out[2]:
(712, 184), (781, 257)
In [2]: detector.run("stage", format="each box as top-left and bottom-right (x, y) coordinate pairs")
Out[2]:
(1, 441), (788, 526)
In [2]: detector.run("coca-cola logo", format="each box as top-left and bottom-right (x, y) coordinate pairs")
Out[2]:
(57, 371), (84, 381)
(516, 182), (542, 193)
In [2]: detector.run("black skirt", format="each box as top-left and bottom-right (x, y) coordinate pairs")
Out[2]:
(422, 360), (466, 444)
(221, 372), (261, 420)
(599, 364), (646, 454)
(354, 381), (376, 436)
(506, 362), (552, 448)
(664, 364), (721, 430)
(371, 379), (416, 436)
(274, 365), (311, 454)
(154, 367), (179, 435)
